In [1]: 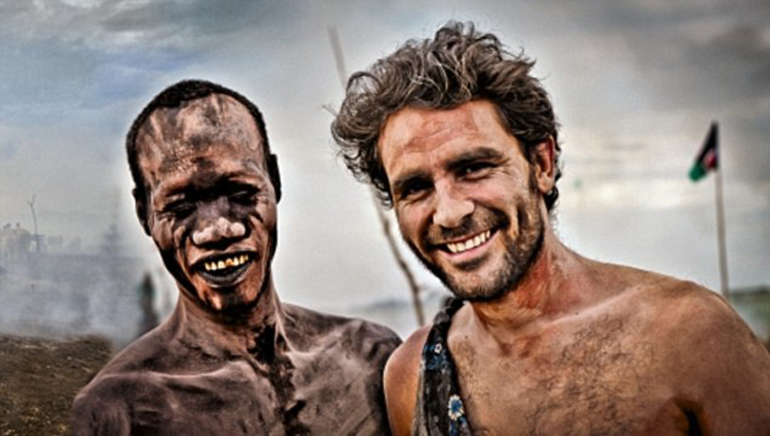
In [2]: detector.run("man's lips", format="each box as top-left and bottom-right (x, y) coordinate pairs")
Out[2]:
(201, 253), (251, 272)
(439, 229), (495, 255)
(191, 251), (256, 287)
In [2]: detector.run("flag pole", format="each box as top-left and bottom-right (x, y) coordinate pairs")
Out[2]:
(714, 168), (730, 299)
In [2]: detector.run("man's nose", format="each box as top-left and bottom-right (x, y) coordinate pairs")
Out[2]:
(433, 182), (474, 229)
(191, 216), (246, 246)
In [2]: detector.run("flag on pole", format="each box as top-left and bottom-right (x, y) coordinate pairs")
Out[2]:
(688, 122), (719, 182)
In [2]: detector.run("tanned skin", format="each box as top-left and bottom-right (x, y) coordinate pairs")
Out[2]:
(381, 100), (770, 435)
(71, 93), (399, 435)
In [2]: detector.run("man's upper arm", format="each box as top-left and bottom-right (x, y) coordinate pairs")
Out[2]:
(383, 326), (430, 436)
(70, 383), (131, 436)
(667, 288), (770, 434)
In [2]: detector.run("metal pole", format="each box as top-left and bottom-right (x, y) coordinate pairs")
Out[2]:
(714, 169), (730, 299)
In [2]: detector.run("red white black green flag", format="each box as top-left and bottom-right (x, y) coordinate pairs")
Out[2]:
(688, 122), (719, 182)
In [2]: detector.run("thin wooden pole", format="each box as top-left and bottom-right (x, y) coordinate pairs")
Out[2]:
(326, 25), (425, 326)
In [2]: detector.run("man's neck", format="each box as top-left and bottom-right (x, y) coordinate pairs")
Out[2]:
(466, 225), (589, 343)
(172, 278), (289, 359)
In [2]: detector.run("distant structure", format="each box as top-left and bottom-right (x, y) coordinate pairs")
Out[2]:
(137, 273), (159, 337)
(0, 223), (31, 265)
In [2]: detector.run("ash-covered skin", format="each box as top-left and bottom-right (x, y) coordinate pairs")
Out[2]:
(71, 92), (400, 435)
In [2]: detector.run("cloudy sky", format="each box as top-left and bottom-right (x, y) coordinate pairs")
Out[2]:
(1, 0), (768, 328)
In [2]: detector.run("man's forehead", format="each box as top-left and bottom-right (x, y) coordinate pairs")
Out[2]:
(134, 93), (270, 195)
(136, 94), (265, 172)
(380, 101), (503, 153)
(138, 94), (262, 156)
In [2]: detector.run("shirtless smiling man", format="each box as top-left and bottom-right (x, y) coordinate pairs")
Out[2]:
(71, 80), (400, 435)
(331, 22), (770, 435)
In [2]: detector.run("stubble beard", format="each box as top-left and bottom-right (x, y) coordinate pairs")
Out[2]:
(410, 185), (545, 303)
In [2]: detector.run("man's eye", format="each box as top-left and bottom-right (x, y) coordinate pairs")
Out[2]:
(399, 182), (431, 201)
(460, 162), (493, 177)
(165, 201), (194, 217)
(231, 189), (257, 204)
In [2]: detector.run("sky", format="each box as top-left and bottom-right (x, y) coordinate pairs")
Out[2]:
(1, 0), (768, 327)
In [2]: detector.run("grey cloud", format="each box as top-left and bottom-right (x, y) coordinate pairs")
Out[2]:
(687, 24), (770, 92)
(99, 0), (287, 37)
(0, 37), (99, 117)
(0, 0), (300, 50)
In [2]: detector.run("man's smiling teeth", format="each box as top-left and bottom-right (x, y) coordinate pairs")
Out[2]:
(204, 254), (250, 272)
(446, 230), (492, 254)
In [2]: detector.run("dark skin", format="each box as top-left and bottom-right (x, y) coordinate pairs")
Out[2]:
(380, 101), (770, 435)
(71, 94), (400, 435)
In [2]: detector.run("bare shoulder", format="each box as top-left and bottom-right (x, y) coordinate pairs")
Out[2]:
(86, 321), (180, 378)
(383, 325), (431, 436)
(634, 274), (769, 368)
(282, 304), (403, 433)
(282, 303), (402, 359)
(70, 351), (166, 435)
(599, 264), (751, 340)
(608, 265), (745, 334)
(599, 264), (770, 431)
(70, 322), (189, 431)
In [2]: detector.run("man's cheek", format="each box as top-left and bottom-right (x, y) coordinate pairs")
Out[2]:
(172, 224), (186, 248)
(152, 219), (181, 254)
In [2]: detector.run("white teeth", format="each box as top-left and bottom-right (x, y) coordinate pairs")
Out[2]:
(445, 230), (492, 254)
(202, 255), (250, 272)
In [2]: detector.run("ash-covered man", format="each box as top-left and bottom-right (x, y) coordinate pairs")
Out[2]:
(71, 80), (400, 435)
(332, 22), (770, 435)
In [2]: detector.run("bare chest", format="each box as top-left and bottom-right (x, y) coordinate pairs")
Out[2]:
(126, 350), (384, 435)
(450, 316), (692, 435)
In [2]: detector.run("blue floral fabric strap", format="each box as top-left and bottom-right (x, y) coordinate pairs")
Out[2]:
(412, 298), (471, 436)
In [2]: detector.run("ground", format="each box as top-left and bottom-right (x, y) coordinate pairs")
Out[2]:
(0, 335), (112, 436)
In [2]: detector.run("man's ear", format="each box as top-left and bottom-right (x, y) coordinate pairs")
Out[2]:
(532, 136), (556, 195)
(132, 188), (151, 236)
(267, 153), (282, 203)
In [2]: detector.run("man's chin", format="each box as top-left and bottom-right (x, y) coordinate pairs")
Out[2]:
(196, 288), (260, 313)
(443, 275), (512, 302)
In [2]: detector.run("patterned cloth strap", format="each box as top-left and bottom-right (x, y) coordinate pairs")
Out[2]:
(412, 298), (472, 436)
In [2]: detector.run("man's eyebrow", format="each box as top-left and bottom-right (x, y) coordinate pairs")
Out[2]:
(446, 147), (506, 173)
(159, 171), (256, 199)
(392, 170), (431, 195)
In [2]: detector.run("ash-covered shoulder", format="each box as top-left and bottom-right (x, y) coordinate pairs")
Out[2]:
(282, 303), (402, 358)
(84, 321), (182, 379)
(70, 320), (191, 425)
(70, 356), (169, 436)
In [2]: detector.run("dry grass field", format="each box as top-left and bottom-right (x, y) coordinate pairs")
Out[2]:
(0, 335), (112, 436)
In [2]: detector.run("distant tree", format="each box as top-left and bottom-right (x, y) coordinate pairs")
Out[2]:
(27, 195), (40, 254)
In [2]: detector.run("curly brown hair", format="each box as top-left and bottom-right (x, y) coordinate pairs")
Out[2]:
(331, 21), (561, 210)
